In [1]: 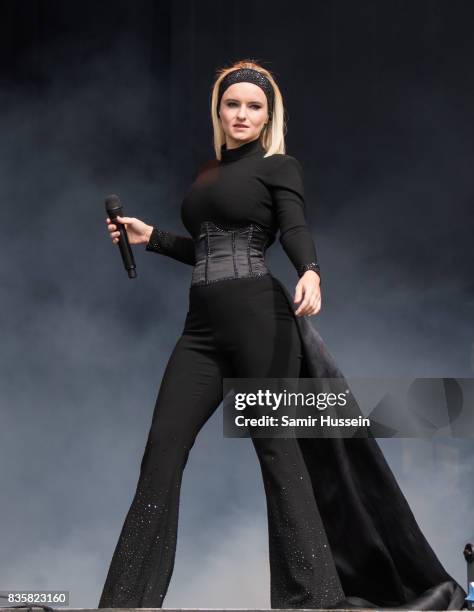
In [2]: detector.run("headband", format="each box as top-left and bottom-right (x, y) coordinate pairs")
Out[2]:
(217, 68), (274, 117)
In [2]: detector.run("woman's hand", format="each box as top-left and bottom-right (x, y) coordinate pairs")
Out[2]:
(106, 216), (154, 245)
(294, 270), (321, 316)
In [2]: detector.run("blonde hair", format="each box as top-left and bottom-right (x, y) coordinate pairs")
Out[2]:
(210, 59), (286, 160)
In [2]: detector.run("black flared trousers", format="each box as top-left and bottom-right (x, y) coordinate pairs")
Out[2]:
(98, 274), (345, 609)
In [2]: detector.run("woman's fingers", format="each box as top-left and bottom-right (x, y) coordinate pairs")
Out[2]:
(295, 284), (321, 316)
(295, 291), (312, 315)
(116, 215), (133, 225)
(107, 225), (120, 238)
(310, 297), (320, 316)
(308, 294), (322, 316)
(106, 216), (130, 229)
(106, 222), (120, 242)
(105, 217), (125, 245)
(294, 282), (303, 304)
(294, 286), (305, 315)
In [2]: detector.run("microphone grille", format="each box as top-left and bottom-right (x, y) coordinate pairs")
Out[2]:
(105, 194), (122, 213)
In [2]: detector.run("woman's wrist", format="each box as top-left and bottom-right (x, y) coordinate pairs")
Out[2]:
(303, 269), (321, 284)
(297, 262), (321, 282)
(143, 225), (154, 244)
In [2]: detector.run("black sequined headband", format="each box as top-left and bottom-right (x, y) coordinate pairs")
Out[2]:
(217, 68), (274, 117)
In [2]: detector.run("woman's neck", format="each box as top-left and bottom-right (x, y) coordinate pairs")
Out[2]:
(225, 135), (261, 150)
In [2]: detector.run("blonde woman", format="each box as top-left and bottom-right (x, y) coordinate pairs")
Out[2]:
(98, 61), (465, 610)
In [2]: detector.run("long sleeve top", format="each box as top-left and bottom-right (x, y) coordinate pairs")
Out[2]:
(145, 137), (321, 279)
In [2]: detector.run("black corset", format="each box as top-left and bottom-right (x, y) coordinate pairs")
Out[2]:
(191, 221), (273, 286)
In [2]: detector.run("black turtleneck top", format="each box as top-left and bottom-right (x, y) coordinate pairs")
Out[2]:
(146, 137), (320, 279)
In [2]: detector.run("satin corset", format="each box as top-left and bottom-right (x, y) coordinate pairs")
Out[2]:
(191, 221), (273, 286)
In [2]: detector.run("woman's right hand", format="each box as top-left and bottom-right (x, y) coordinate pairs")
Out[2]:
(106, 216), (153, 245)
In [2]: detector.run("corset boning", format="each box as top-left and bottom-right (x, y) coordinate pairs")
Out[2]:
(191, 221), (273, 286)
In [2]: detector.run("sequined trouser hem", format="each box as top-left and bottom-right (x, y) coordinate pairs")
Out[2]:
(98, 275), (345, 609)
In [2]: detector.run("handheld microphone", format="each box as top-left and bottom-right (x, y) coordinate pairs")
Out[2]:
(105, 194), (137, 279)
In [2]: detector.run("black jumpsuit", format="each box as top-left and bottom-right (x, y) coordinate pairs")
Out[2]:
(98, 137), (344, 608)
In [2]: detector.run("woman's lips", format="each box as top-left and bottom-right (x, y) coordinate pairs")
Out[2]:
(234, 125), (248, 128)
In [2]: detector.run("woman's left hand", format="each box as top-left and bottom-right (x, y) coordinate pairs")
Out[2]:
(294, 270), (321, 316)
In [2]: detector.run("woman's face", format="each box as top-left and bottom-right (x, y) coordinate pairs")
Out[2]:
(219, 82), (269, 147)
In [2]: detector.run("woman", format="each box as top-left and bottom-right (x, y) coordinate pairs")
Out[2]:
(98, 61), (466, 610)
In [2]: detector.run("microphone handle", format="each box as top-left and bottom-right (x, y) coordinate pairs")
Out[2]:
(110, 206), (137, 279)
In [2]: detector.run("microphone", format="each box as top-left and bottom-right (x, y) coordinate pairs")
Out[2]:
(105, 194), (137, 279)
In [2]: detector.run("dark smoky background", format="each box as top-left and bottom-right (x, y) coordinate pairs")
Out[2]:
(0, 0), (472, 606)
